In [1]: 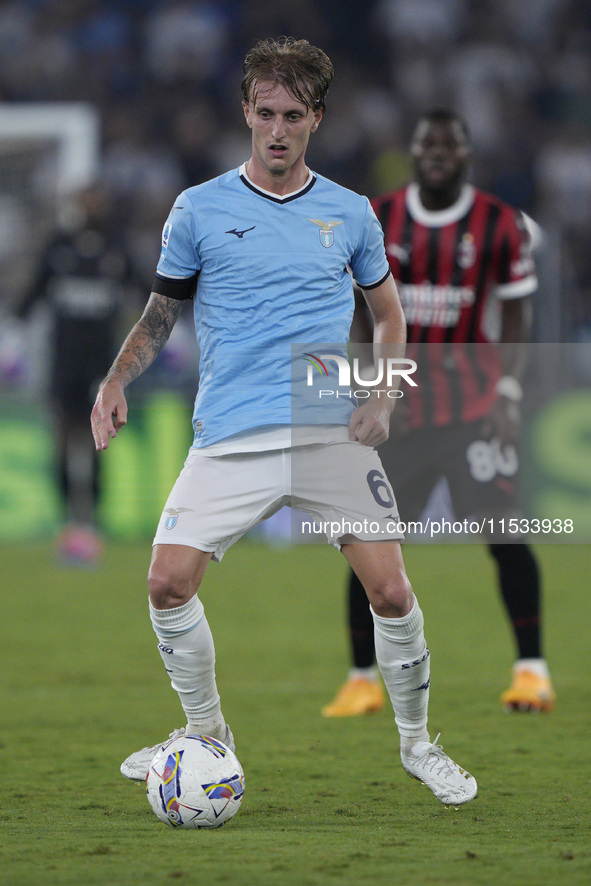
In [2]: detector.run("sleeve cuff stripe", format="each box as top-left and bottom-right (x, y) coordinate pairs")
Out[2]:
(495, 276), (537, 300)
(356, 269), (392, 290)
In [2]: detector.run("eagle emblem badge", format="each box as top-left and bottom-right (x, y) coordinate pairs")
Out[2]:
(307, 218), (343, 248)
(164, 506), (193, 530)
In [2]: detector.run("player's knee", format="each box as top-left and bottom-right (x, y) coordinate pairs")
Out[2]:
(366, 569), (413, 618)
(147, 562), (197, 609)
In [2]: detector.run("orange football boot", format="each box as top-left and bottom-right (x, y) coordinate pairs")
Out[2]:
(501, 668), (556, 712)
(322, 677), (385, 717)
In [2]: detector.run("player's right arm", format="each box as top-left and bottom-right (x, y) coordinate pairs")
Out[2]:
(348, 273), (407, 446)
(91, 292), (184, 451)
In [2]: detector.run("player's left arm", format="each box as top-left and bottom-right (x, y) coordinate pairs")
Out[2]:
(348, 273), (407, 446)
(484, 205), (538, 444)
(497, 207), (537, 384)
(484, 294), (532, 444)
(500, 294), (532, 377)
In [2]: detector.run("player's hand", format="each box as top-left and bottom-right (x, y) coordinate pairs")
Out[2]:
(91, 380), (128, 451)
(480, 396), (520, 446)
(348, 397), (392, 446)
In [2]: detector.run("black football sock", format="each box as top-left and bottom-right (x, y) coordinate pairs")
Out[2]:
(488, 543), (542, 659)
(348, 569), (377, 669)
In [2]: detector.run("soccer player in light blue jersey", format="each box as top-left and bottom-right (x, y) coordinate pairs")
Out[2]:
(91, 37), (477, 807)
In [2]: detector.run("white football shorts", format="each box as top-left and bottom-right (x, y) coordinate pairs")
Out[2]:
(153, 441), (403, 561)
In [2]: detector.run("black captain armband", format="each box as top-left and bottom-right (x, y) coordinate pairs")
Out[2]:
(152, 272), (199, 300)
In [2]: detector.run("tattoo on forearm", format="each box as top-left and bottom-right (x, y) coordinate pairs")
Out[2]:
(105, 294), (183, 387)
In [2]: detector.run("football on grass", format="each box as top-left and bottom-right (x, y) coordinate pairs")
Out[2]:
(146, 734), (245, 829)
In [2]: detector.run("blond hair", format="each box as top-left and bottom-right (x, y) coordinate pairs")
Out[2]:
(241, 37), (334, 111)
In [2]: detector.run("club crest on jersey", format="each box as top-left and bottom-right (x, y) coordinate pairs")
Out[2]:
(457, 233), (476, 269)
(307, 218), (343, 248)
(164, 507), (193, 530)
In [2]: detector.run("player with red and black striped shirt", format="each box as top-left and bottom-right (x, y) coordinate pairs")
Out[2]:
(324, 109), (555, 718)
(375, 150), (536, 429)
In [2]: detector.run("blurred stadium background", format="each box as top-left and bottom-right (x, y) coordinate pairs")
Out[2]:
(0, 0), (590, 545)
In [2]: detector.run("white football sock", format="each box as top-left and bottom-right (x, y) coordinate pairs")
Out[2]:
(348, 666), (380, 682)
(371, 599), (430, 743)
(514, 658), (550, 678)
(149, 596), (227, 739)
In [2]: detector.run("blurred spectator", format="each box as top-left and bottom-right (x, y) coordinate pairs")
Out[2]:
(100, 103), (186, 210)
(534, 129), (591, 229)
(143, 0), (232, 86)
(374, 0), (468, 46)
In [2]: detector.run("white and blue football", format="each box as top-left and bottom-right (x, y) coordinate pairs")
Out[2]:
(146, 734), (245, 829)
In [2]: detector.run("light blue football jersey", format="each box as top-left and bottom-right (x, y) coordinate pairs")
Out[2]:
(155, 165), (390, 447)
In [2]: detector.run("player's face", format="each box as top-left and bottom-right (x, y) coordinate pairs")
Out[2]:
(243, 81), (323, 189)
(410, 119), (472, 193)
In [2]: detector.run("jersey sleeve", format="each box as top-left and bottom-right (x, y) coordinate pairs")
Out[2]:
(153, 193), (200, 299)
(349, 198), (391, 290)
(494, 208), (537, 301)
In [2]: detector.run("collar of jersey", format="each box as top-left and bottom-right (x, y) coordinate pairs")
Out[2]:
(239, 163), (317, 203)
(406, 182), (475, 227)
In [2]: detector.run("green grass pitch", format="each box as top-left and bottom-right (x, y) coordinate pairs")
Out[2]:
(1, 539), (590, 885)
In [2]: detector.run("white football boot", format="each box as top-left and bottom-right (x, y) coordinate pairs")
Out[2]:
(120, 725), (235, 782)
(401, 733), (477, 806)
